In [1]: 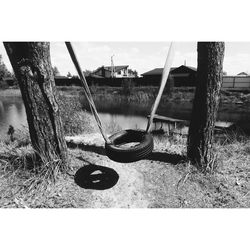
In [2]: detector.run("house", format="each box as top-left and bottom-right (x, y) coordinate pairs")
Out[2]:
(171, 65), (197, 86)
(141, 67), (176, 85)
(237, 72), (248, 76)
(92, 65), (135, 78)
(141, 65), (197, 86)
(54, 75), (81, 86)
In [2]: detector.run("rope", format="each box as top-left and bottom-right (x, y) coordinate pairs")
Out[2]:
(65, 42), (111, 144)
(146, 42), (175, 133)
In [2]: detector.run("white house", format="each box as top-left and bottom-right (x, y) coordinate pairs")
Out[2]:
(92, 65), (136, 78)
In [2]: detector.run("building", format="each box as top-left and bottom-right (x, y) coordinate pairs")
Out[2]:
(237, 72), (248, 76)
(141, 65), (197, 86)
(92, 65), (136, 78)
(222, 75), (250, 88)
(141, 67), (175, 85)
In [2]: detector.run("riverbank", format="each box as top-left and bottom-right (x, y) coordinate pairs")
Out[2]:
(1, 89), (250, 208)
(0, 131), (249, 208)
(2, 86), (250, 104)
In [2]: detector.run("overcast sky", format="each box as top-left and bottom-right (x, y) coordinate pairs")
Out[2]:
(1, 42), (250, 76)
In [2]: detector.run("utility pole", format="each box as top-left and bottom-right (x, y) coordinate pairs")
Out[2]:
(111, 55), (115, 78)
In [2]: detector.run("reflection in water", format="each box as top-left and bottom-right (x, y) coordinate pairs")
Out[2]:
(83, 98), (250, 133)
(1, 96), (250, 136)
(100, 113), (148, 130)
(0, 97), (27, 136)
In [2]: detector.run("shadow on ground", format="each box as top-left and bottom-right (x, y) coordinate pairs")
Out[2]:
(67, 141), (105, 155)
(68, 142), (186, 165)
(147, 152), (186, 165)
(74, 164), (119, 190)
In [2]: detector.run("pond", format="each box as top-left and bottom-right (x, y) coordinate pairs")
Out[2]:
(1, 96), (250, 137)
(0, 96), (27, 137)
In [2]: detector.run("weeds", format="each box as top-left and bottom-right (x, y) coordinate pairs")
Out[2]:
(58, 94), (96, 136)
(121, 78), (135, 95)
(0, 134), (68, 198)
(104, 118), (122, 134)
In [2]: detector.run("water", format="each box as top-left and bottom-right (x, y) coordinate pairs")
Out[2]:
(0, 96), (27, 137)
(1, 96), (250, 137)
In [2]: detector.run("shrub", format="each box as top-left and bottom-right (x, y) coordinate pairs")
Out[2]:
(58, 95), (96, 136)
(90, 82), (99, 94)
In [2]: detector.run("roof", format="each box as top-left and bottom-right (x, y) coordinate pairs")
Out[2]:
(141, 65), (196, 76)
(104, 65), (129, 72)
(90, 74), (104, 78)
(141, 67), (176, 76)
(237, 72), (248, 76)
(93, 65), (129, 74)
(183, 65), (197, 71)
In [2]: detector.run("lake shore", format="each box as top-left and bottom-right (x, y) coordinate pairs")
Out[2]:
(2, 86), (250, 104)
(0, 131), (249, 208)
(1, 86), (250, 208)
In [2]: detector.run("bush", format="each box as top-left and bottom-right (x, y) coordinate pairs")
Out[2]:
(90, 82), (99, 94)
(58, 95), (96, 136)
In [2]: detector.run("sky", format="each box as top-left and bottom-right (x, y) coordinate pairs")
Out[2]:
(1, 42), (250, 76)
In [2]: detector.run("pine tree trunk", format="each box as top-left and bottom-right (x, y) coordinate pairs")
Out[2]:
(187, 42), (225, 170)
(4, 42), (68, 166)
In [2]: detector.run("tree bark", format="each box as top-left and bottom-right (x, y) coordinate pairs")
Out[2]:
(187, 42), (225, 170)
(4, 42), (68, 166)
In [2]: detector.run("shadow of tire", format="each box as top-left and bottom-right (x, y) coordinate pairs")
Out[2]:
(74, 164), (119, 190)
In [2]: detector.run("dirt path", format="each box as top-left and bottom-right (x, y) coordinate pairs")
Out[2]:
(62, 134), (213, 208)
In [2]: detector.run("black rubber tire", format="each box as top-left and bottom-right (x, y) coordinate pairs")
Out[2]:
(105, 129), (154, 163)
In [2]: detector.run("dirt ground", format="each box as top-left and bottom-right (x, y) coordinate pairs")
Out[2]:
(63, 134), (209, 208)
(1, 133), (249, 208)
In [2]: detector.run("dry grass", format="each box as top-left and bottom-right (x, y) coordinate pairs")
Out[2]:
(0, 118), (250, 208)
(0, 88), (21, 96)
(4, 85), (250, 104)
(0, 134), (71, 209)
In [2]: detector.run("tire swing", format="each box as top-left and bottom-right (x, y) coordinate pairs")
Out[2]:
(66, 42), (175, 163)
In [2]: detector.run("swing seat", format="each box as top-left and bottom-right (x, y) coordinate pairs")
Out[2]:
(105, 129), (154, 163)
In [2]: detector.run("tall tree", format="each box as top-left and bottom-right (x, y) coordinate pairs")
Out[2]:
(4, 42), (68, 166)
(83, 69), (92, 76)
(187, 42), (225, 171)
(0, 54), (12, 79)
(52, 66), (60, 76)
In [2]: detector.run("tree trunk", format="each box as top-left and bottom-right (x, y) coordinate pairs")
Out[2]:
(187, 42), (225, 170)
(4, 42), (68, 166)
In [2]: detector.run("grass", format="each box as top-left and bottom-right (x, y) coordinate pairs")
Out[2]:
(0, 94), (97, 206)
(1, 85), (250, 208)
(3, 85), (250, 104)
(0, 126), (250, 208)
(58, 94), (97, 136)
(0, 87), (21, 97)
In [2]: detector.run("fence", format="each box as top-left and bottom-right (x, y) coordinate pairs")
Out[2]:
(222, 76), (250, 88)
